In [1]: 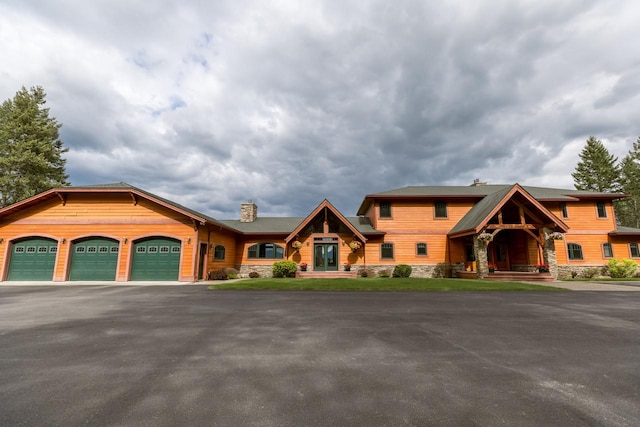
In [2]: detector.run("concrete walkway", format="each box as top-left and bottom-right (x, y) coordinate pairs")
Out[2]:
(545, 280), (640, 291)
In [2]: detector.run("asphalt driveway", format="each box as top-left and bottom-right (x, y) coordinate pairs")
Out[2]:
(0, 286), (639, 426)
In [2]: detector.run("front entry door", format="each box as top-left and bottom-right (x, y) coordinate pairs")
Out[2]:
(488, 243), (510, 271)
(314, 244), (338, 271)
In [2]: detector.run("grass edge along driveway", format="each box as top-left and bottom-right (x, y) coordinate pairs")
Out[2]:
(209, 278), (566, 291)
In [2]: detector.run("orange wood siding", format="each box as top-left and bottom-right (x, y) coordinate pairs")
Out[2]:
(207, 228), (238, 270)
(545, 201), (616, 231)
(365, 200), (474, 265)
(0, 194), (197, 281)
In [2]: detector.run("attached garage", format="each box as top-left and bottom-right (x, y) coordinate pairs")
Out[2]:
(130, 237), (181, 281)
(7, 237), (58, 281)
(69, 237), (119, 281)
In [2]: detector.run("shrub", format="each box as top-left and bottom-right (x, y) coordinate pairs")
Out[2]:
(606, 259), (638, 278)
(208, 268), (228, 280)
(248, 271), (260, 279)
(378, 269), (390, 278)
(224, 267), (238, 279)
(272, 260), (298, 278)
(358, 268), (369, 278)
(392, 264), (412, 278)
(433, 263), (452, 278)
(581, 267), (601, 279)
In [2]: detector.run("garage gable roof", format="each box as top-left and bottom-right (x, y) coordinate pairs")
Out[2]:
(0, 182), (236, 233)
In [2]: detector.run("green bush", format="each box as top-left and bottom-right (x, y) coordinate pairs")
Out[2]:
(433, 263), (452, 278)
(392, 264), (412, 278)
(208, 269), (228, 280)
(581, 267), (601, 279)
(606, 259), (638, 278)
(378, 269), (390, 278)
(272, 260), (298, 278)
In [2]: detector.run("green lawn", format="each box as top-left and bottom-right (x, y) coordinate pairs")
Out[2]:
(209, 278), (566, 291)
(561, 277), (640, 282)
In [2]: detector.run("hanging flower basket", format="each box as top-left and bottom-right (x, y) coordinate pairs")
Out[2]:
(292, 240), (302, 250)
(349, 240), (362, 252)
(549, 232), (564, 241)
(478, 233), (493, 244)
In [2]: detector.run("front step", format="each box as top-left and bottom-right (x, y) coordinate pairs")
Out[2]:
(485, 271), (555, 282)
(296, 271), (357, 279)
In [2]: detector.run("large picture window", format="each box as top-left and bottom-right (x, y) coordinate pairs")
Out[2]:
(567, 243), (584, 260)
(248, 243), (284, 259)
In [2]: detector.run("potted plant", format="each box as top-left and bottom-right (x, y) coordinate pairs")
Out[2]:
(292, 240), (302, 250)
(344, 262), (351, 271)
(488, 263), (496, 273)
(348, 240), (361, 252)
(299, 262), (307, 271)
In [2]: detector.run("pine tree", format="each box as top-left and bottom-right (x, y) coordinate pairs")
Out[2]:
(571, 136), (620, 193)
(617, 137), (640, 228)
(0, 86), (69, 207)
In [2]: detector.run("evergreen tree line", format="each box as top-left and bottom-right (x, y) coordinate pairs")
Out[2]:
(0, 86), (69, 207)
(572, 136), (640, 228)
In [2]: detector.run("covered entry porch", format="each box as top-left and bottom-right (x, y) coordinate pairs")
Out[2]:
(449, 184), (568, 280)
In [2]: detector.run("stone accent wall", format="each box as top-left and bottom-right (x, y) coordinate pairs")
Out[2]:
(237, 264), (273, 278)
(240, 202), (258, 223)
(556, 265), (606, 279)
(353, 264), (454, 278)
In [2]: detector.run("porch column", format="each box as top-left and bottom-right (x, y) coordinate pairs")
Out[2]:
(542, 228), (558, 279)
(473, 234), (489, 279)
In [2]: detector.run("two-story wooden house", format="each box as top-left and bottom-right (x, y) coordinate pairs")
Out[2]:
(0, 182), (638, 282)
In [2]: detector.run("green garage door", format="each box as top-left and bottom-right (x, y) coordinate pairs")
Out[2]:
(7, 238), (58, 281)
(69, 238), (119, 281)
(131, 237), (181, 281)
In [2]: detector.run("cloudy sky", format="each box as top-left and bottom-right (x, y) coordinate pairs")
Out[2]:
(1, 0), (639, 218)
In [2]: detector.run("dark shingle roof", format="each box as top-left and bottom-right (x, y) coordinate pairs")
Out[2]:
(220, 216), (382, 235)
(358, 184), (626, 215)
(448, 186), (513, 235)
(609, 226), (640, 235)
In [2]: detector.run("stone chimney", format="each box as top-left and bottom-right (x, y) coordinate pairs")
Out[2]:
(240, 201), (258, 223)
(471, 178), (487, 187)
